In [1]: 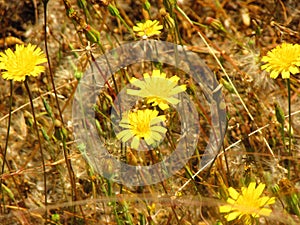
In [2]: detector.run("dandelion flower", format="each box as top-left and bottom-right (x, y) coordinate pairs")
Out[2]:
(261, 43), (300, 79)
(133, 20), (163, 38)
(219, 182), (275, 224)
(127, 69), (186, 110)
(116, 109), (167, 149)
(0, 43), (47, 82)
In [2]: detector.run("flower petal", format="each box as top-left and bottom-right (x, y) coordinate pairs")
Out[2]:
(254, 183), (265, 198)
(270, 70), (280, 79)
(158, 102), (170, 110)
(281, 70), (290, 79)
(219, 205), (233, 213)
(257, 208), (272, 216)
(131, 136), (140, 149)
(228, 187), (240, 200)
(260, 196), (275, 206)
(151, 126), (167, 134)
(225, 211), (241, 221)
(289, 65), (299, 74)
(116, 130), (133, 142)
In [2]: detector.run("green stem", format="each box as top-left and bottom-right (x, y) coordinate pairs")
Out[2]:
(287, 78), (292, 179)
(24, 78), (48, 223)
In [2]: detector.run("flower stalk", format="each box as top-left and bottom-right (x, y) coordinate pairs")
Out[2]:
(261, 43), (300, 179)
(24, 78), (48, 221)
(0, 80), (13, 213)
(287, 79), (292, 179)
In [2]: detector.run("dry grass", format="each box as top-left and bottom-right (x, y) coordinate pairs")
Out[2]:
(1, 0), (300, 224)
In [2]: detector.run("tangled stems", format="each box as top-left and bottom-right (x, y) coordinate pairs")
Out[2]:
(0, 81), (27, 213)
(24, 78), (48, 222)
(0, 80), (13, 213)
(42, 1), (83, 221)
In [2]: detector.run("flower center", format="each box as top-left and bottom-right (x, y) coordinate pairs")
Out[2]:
(236, 197), (260, 215)
(144, 27), (151, 36)
(128, 112), (151, 137)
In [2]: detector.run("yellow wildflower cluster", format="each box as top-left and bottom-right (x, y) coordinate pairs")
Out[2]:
(116, 69), (186, 149)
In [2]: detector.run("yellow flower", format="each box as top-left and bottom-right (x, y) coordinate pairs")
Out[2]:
(261, 43), (300, 79)
(116, 109), (167, 149)
(127, 70), (186, 110)
(133, 19), (163, 38)
(0, 43), (47, 81)
(219, 182), (275, 224)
